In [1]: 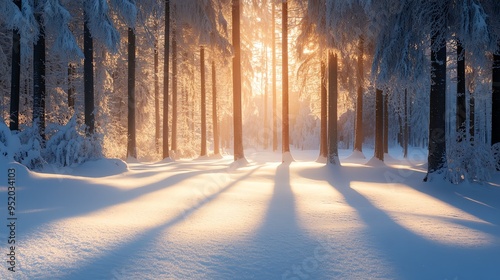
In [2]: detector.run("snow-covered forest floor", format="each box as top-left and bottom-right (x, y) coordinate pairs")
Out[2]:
(1, 148), (500, 279)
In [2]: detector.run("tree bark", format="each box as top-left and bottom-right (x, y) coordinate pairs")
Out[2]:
(375, 89), (384, 161)
(272, 1), (277, 152)
(200, 46), (207, 157)
(425, 31), (447, 180)
(383, 93), (389, 153)
(328, 52), (339, 165)
(171, 12), (178, 153)
(33, 6), (46, 139)
(68, 63), (76, 110)
(232, 0), (245, 161)
(127, 27), (137, 159)
(9, 0), (21, 131)
(163, 0), (170, 159)
(354, 36), (364, 152)
(457, 39), (466, 137)
(282, 0), (290, 160)
(492, 43), (500, 168)
(320, 56), (327, 159)
(154, 28), (160, 153)
(212, 60), (220, 155)
(84, 12), (95, 135)
(404, 89), (409, 158)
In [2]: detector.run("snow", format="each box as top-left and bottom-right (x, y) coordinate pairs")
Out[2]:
(1, 148), (500, 279)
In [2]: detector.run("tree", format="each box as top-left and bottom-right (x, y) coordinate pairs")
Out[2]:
(163, 0), (170, 159)
(127, 27), (137, 159)
(200, 46), (207, 157)
(374, 88), (384, 161)
(271, 1), (277, 152)
(383, 93), (388, 153)
(9, 0), (21, 131)
(282, 0), (291, 162)
(84, 11), (95, 135)
(171, 12), (178, 153)
(212, 60), (220, 155)
(33, 0), (46, 139)
(354, 36), (364, 153)
(319, 56), (327, 159)
(328, 51), (339, 165)
(493, 43), (500, 167)
(154, 22), (160, 152)
(457, 40), (466, 136)
(425, 8), (447, 180)
(232, 0), (244, 161)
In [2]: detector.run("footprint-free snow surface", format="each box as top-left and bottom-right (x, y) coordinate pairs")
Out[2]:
(1, 149), (500, 279)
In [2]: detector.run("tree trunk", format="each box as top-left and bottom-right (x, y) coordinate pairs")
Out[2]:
(212, 60), (220, 155)
(171, 12), (178, 153)
(163, 0), (170, 159)
(271, 1), (277, 152)
(154, 28), (160, 153)
(84, 12), (95, 135)
(200, 46), (207, 157)
(263, 45), (268, 150)
(457, 39), (466, 137)
(33, 7), (46, 139)
(354, 36), (364, 152)
(493, 43), (500, 168)
(404, 89), (409, 158)
(375, 88), (384, 161)
(232, 0), (245, 161)
(383, 92), (388, 153)
(328, 52), (339, 165)
(282, 0), (290, 160)
(425, 31), (447, 180)
(127, 27), (137, 159)
(469, 93), (475, 142)
(68, 63), (76, 110)
(9, 0), (21, 131)
(320, 56), (327, 159)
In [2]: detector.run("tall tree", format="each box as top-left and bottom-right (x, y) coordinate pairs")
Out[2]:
(84, 10), (95, 135)
(163, 0), (170, 159)
(404, 89), (409, 158)
(374, 88), (384, 161)
(33, 1), (46, 139)
(200, 46), (207, 157)
(212, 60), (220, 155)
(271, 1), (277, 152)
(171, 13), (178, 153)
(425, 13), (447, 180)
(9, 0), (21, 131)
(354, 36), (364, 153)
(493, 43), (500, 168)
(457, 39), (466, 136)
(328, 52), (339, 165)
(383, 93), (388, 153)
(282, 0), (291, 161)
(68, 63), (76, 110)
(154, 23), (160, 152)
(127, 27), (137, 158)
(232, 0), (245, 161)
(319, 56), (327, 159)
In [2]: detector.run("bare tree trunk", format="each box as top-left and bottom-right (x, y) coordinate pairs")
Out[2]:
(171, 12), (178, 153)
(320, 56), (327, 159)
(404, 89), (409, 158)
(154, 27), (160, 153)
(9, 0), (21, 131)
(68, 63), (76, 110)
(162, 0), (170, 159)
(328, 52), (339, 165)
(200, 46), (207, 157)
(271, 1), (277, 152)
(84, 11), (95, 135)
(457, 39), (466, 137)
(282, 0), (291, 161)
(212, 60), (220, 155)
(354, 36), (364, 152)
(33, 5), (46, 139)
(232, 0), (245, 161)
(127, 27), (137, 159)
(375, 89), (384, 161)
(425, 27), (447, 180)
(492, 43), (500, 168)
(383, 93), (388, 153)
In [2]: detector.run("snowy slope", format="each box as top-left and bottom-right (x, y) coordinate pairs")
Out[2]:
(1, 148), (499, 279)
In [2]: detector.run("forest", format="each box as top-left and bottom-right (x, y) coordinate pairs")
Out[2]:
(0, 0), (499, 182)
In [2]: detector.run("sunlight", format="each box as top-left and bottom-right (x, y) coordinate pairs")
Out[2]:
(350, 181), (496, 247)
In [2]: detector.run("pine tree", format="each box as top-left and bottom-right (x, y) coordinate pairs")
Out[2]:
(232, 0), (245, 161)
(374, 88), (384, 161)
(327, 52), (339, 165)
(84, 10), (95, 135)
(282, 0), (291, 162)
(200, 46), (207, 157)
(33, 2), (46, 139)
(354, 36), (364, 153)
(127, 27), (137, 159)
(493, 43), (500, 168)
(9, 0), (21, 131)
(319, 56), (327, 159)
(212, 60), (220, 155)
(271, 1), (277, 152)
(163, 0), (170, 159)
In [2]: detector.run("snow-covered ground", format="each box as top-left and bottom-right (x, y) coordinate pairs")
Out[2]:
(1, 148), (500, 279)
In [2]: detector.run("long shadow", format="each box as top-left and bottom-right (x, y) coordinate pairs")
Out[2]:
(60, 165), (263, 279)
(206, 163), (326, 279)
(300, 164), (500, 279)
(17, 165), (229, 238)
